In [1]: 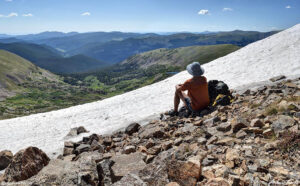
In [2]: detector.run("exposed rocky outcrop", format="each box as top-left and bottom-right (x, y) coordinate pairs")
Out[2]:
(3, 147), (50, 182)
(1, 76), (299, 185)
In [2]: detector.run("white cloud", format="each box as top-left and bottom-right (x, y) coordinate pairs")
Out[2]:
(223, 7), (233, 11)
(7, 12), (18, 17)
(81, 12), (91, 16)
(23, 13), (33, 17)
(198, 9), (209, 15)
(5, 0), (13, 2)
(0, 12), (18, 18)
(286, 5), (291, 9)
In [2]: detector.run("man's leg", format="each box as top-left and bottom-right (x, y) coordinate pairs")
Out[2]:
(174, 88), (189, 112)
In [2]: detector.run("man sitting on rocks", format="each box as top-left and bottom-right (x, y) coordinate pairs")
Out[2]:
(169, 62), (210, 116)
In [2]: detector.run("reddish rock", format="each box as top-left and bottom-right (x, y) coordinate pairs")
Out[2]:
(250, 119), (264, 128)
(167, 156), (201, 186)
(0, 150), (13, 171)
(206, 177), (230, 186)
(166, 182), (181, 186)
(3, 147), (50, 182)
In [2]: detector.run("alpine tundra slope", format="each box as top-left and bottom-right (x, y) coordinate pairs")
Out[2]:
(0, 24), (300, 157)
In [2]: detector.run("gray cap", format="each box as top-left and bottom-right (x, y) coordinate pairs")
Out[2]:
(186, 62), (205, 76)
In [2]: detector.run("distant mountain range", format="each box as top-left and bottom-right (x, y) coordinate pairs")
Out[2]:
(0, 30), (278, 74)
(0, 42), (107, 74)
(67, 30), (278, 63)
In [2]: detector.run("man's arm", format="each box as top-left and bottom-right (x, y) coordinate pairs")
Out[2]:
(176, 81), (189, 91)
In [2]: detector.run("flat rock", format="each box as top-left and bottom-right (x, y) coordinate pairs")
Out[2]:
(139, 125), (165, 139)
(111, 152), (146, 180)
(112, 173), (147, 186)
(216, 122), (231, 132)
(270, 75), (286, 82)
(272, 115), (295, 134)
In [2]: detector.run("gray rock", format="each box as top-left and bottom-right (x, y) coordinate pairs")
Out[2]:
(231, 118), (248, 133)
(67, 126), (88, 137)
(272, 115), (295, 134)
(174, 138), (183, 146)
(125, 123), (141, 135)
(236, 130), (247, 139)
(14, 152), (100, 185)
(77, 126), (88, 134)
(197, 137), (207, 145)
(139, 125), (165, 139)
(270, 75), (286, 82)
(216, 122), (231, 132)
(122, 146), (136, 154)
(111, 152), (146, 181)
(97, 159), (115, 185)
(75, 144), (91, 155)
(203, 116), (220, 127)
(112, 173), (147, 186)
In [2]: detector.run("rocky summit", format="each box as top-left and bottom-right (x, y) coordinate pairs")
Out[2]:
(0, 76), (299, 186)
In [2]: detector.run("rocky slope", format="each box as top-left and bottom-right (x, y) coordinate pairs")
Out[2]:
(0, 50), (59, 100)
(1, 75), (299, 185)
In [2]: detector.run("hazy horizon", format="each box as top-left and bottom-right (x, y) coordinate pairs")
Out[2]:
(0, 28), (283, 36)
(1, 0), (299, 35)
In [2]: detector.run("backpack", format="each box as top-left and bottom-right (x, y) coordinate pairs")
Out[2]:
(208, 80), (232, 106)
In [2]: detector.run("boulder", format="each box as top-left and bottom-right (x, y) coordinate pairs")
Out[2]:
(139, 125), (165, 139)
(77, 126), (88, 134)
(112, 173), (147, 186)
(231, 118), (248, 133)
(137, 149), (174, 185)
(125, 123), (141, 135)
(97, 159), (115, 185)
(111, 152), (146, 181)
(3, 147), (50, 182)
(216, 122), (231, 132)
(0, 150), (13, 171)
(13, 152), (100, 185)
(67, 126), (88, 137)
(272, 115), (295, 134)
(75, 144), (91, 155)
(167, 156), (202, 186)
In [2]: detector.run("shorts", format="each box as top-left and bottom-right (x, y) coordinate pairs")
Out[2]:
(184, 97), (194, 112)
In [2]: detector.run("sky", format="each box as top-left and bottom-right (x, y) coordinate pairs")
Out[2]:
(0, 0), (299, 34)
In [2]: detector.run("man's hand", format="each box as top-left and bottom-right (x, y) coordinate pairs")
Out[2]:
(175, 84), (183, 91)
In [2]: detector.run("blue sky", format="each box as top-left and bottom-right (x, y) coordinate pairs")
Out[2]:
(0, 0), (299, 34)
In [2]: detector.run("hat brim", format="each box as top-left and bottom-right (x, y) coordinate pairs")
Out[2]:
(187, 64), (205, 76)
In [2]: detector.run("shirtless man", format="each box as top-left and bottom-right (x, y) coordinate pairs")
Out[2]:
(170, 62), (210, 116)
